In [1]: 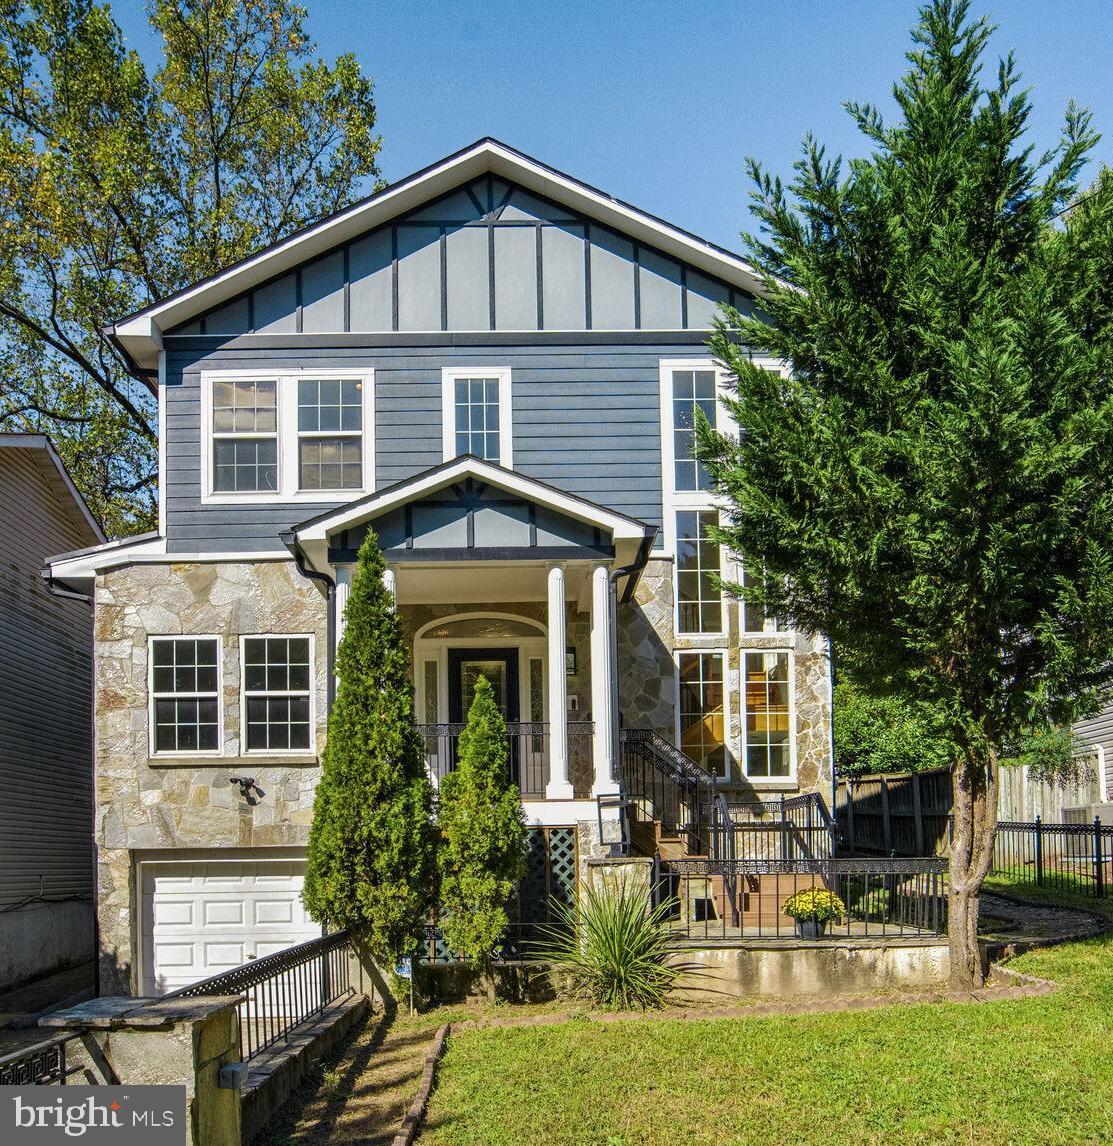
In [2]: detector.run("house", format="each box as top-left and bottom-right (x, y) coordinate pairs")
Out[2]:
(0, 435), (103, 991)
(45, 140), (833, 996)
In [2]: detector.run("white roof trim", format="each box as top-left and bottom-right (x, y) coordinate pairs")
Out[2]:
(112, 138), (766, 370)
(293, 456), (650, 544)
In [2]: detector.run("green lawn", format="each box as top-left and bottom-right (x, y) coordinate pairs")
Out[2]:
(421, 890), (1113, 1145)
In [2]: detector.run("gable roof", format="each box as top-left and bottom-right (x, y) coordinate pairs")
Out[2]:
(0, 434), (105, 545)
(110, 138), (766, 371)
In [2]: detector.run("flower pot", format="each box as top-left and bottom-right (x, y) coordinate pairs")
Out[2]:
(795, 917), (828, 939)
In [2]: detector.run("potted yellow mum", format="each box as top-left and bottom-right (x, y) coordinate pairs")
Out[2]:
(781, 888), (846, 939)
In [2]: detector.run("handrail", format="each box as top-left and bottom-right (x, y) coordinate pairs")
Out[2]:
(0, 1035), (83, 1085)
(620, 728), (719, 791)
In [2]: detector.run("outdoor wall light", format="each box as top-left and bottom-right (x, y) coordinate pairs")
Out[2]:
(229, 776), (266, 804)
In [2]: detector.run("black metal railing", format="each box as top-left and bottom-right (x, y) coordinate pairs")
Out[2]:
(419, 721), (594, 799)
(0, 1035), (84, 1085)
(653, 856), (948, 940)
(163, 930), (355, 1061)
(992, 817), (1113, 898)
(709, 793), (839, 863)
(620, 728), (719, 852)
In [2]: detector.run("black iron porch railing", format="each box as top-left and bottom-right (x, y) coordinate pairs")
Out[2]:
(709, 793), (840, 863)
(162, 930), (355, 1062)
(619, 727), (719, 852)
(653, 855), (948, 940)
(0, 1035), (85, 1085)
(418, 720), (594, 799)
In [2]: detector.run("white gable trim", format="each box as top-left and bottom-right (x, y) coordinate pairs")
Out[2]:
(111, 139), (767, 370)
(293, 455), (649, 545)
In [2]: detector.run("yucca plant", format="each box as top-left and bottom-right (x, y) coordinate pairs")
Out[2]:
(536, 882), (691, 1010)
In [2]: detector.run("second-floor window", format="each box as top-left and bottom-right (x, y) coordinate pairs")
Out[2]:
(442, 368), (512, 466)
(671, 367), (717, 492)
(298, 379), (363, 491)
(212, 380), (278, 493)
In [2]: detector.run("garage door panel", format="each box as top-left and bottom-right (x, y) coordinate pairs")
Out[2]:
(142, 856), (320, 994)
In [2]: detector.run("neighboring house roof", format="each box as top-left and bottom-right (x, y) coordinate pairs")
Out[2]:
(0, 434), (105, 546)
(109, 137), (768, 372)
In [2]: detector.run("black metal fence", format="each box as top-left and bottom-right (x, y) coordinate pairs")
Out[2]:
(992, 817), (1113, 898)
(419, 721), (593, 799)
(710, 793), (838, 863)
(0, 1035), (84, 1086)
(654, 856), (948, 940)
(163, 930), (355, 1061)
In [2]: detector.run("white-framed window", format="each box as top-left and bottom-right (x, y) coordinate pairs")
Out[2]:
(149, 636), (222, 756)
(742, 650), (795, 781)
(441, 368), (513, 466)
(670, 366), (719, 492)
(739, 563), (784, 634)
(675, 508), (724, 636)
(240, 635), (315, 754)
(676, 650), (729, 779)
(211, 378), (279, 494)
(200, 369), (373, 503)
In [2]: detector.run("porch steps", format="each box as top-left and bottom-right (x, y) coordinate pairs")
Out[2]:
(627, 810), (691, 861)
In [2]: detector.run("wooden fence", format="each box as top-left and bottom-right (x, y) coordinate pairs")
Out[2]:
(835, 768), (953, 856)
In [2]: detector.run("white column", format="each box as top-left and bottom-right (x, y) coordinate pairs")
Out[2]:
(545, 563), (573, 800)
(383, 566), (397, 609)
(590, 563), (618, 796)
(335, 566), (351, 648)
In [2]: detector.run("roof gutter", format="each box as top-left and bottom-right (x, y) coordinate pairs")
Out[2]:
(280, 530), (337, 713)
(40, 564), (94, 605)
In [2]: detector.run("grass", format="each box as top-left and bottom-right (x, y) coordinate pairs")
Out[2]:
(420, 885), (1113, 1145)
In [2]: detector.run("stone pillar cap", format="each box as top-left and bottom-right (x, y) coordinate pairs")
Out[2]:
(39, 995), (243, 1030)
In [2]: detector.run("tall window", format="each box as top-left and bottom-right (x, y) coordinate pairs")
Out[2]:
(744, 652), (792, 778)
(676, 509), (722, 634)
(242, 637), (313, 753)
(297, 379), (363, 491)
(678, 652), (727, 778)
(442, 369), (512, 466)
(741, 564), (781, 633)
(211, 379), (278, 493)
(672, 368), (717, 491)
(150, 638), (221, 754)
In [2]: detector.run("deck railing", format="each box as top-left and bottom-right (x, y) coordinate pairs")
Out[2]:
(0, 1034), (84, 1085)
(710, 793), (839, 863)
(419, 720), (593, 799)
(162, 930), (355, 1061)
(653, 856), (948, 940)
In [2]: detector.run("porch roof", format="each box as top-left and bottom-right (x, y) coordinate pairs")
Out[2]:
(287, 455), (657, 598)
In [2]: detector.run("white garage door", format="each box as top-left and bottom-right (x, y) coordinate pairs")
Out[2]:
(140, 857), (321, 995)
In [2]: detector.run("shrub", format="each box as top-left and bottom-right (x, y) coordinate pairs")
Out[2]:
(437, 675), (527, 973)
(781, 888), (846, 923)
(537, 882), (690, 1010)
(833, 681), (952, 776)
(303, 530), (437, 962)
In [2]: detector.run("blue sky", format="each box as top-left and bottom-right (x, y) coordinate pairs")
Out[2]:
(112, 0), (1113, 251)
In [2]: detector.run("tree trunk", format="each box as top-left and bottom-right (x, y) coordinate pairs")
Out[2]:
(948, 740), (1000, 990)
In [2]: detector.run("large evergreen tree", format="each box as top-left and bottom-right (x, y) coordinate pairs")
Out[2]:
(437, 675), (527, 980)
(0, 0), (381, 533)
(699, 0), (1113, 987)
(303, 532), (436, 962)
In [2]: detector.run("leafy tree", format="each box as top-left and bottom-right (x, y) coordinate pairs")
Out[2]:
(437, 675), (527, 984)
(833, 681), (952, 777)
(303, 531), (436, 962)
(699, 0), (1113, 987)
(0, 0), (381, 534)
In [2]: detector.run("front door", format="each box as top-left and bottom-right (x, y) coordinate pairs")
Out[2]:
(448, 648), (521, 785)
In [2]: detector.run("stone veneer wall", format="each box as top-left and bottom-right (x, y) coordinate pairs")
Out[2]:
(617, 557), (833, 799)
(94, 560), (329, 994)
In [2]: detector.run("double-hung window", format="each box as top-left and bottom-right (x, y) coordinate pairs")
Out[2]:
(743, 652), (793, 779)
(676, 509), (723, 635)
(297, 379), (364, 491)
(242, 636), (313, 753)
(442, 369), (512, 466)
(149, 637), (221, 755)
(211, 380), (278, 493)
(677, 651), (728, 778)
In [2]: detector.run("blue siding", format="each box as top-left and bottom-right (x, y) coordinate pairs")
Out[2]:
(162, 340), (690, 552)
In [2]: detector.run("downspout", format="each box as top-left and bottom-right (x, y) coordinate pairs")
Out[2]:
(608, 528), (657, 772)
(279, 531), (337, 713)
(41, 566), (100, 998)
